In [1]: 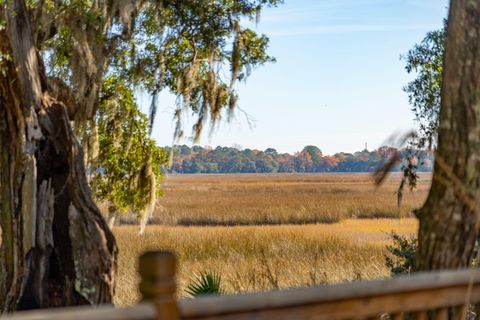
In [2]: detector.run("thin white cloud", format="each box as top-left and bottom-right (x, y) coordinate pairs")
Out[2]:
(270, 24), (437, 37)
(260, 0), (402, 24)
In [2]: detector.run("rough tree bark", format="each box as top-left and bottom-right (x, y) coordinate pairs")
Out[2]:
(0, 0), (117, 312)
(416, 0), (480, 270)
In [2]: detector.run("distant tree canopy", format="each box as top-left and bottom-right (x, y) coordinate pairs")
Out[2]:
(167, 145), (434, 174)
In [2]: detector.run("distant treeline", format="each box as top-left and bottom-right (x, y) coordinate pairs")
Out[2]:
(164, 145), (434, 174)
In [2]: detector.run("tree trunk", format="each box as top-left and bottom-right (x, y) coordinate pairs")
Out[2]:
(416, 0), (480, 270)
(0, 0), (117, 312)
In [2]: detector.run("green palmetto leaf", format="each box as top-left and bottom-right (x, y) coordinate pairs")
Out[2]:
(185, 272), (223, 297)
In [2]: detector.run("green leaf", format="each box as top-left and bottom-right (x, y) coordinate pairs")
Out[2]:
(185, 272), (223, 297)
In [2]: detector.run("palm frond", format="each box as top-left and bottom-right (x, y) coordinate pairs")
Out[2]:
(185, 272), (223, 297)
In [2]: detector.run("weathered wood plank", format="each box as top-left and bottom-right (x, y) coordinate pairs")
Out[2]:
(180, 286), (478, 319)
(179, 269), (480, 319)
(2, 267), (480, 320)
(0, 304), (156, 320)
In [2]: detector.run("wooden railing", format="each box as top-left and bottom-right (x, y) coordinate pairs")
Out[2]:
(2, 251), (479, 320)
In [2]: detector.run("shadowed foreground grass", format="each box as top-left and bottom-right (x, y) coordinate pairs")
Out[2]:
(114, 219), (417, 305)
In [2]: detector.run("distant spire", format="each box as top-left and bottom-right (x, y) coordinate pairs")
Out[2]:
(365, 142), (368, 151)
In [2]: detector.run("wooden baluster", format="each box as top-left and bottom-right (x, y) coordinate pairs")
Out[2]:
(414, 311), (428, 320)
(139, 251), (178, 320)
(434, 308), (448, 320)
(453, 305), (467, 320)
(390, 313), (404, 320)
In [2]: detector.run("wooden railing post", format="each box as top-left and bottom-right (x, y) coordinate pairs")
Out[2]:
(139, 251), (178, 320)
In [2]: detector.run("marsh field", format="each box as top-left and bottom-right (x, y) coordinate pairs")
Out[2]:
(113, 173), (430, 305)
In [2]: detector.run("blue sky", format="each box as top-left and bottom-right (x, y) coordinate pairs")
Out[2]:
(146, 0), (449, 155)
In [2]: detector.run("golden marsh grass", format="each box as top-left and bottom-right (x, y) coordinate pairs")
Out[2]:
(114, 173), (427, 305)
(150, 173), (430, 225)
(114, 219), (418, 305)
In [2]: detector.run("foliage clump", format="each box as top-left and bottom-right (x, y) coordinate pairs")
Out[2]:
(402, 27), (445, 150)
(385, 233), (417, 276)
(30, 0), (282, 228)
(88, 77), (169, 231)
